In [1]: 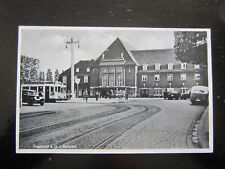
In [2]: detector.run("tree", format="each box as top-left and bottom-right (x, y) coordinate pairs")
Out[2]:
(46, 69), (53, 82)
(20, 55), (40, 84)
(54, 69), (59, 82)
(174, 31), (207, 65)
(39, 71), (45, 83)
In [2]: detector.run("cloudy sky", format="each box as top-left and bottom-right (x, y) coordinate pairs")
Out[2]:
(20, 27), (175, 74)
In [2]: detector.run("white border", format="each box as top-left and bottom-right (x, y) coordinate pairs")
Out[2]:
(16, 26), (213, 154)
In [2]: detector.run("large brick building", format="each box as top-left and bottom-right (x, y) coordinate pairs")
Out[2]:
(59, 37), (207, 98)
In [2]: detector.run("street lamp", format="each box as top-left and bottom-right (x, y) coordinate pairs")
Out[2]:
(66, 37), (79, 98)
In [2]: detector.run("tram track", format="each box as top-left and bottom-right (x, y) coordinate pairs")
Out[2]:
(20, 104), (129, 140)
(56, 105), (161, 149)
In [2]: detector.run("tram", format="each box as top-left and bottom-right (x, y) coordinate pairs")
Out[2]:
(21, 81), (67, 102)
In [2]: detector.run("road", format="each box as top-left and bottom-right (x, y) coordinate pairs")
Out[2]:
(19, 98), (206, 150)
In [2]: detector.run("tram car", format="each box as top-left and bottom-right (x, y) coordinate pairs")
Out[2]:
(21, 81), (67, 102)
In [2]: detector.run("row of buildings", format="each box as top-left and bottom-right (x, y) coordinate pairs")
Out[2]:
(59, 38), (207, 98)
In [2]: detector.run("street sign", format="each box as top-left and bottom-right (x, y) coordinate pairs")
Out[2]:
(75, 78), (80, 84)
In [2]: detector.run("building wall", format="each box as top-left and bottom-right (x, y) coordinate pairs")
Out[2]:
(137, 63), (207, 97)
(125, 65), (136, 87)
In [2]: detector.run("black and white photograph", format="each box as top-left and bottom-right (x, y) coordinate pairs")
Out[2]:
(16, 26), (213, 153)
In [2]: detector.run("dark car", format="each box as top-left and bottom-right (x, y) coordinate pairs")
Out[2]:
(164, 91), (181, 100)
(190, 86), (208, 105)
(22, 89), (45, 106)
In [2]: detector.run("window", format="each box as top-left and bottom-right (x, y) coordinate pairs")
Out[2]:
(116, 67), (122, 73)
(116, 74), (122, 86)
(154, 88), (162, 96)
(84, 75), (88, 83)
(180, 87), (188, 94)
(101, 67), (108, 73)
(109, 67), (115, 73)
(86, 67), (90, 72)
(142, 74), (147, 81)
(181, 63), (187, 69)
(194, 64), (200, 69)
(76, 68), (79, 72)
(155, 63), (161, 70)
(154, 74), (160, 81)
(102, 54), (105, 59)
(168, 63), (173, 70)
(143, 64), (148, 71)
(121, 52), (124, 59)
(181, 73), (186, 81)
(109, 74), (114, 87)
(167, 74), (173, 81)
(194, 73), (200, 81)
(62, 76), (67, 83)
(102, 74), (108, 86)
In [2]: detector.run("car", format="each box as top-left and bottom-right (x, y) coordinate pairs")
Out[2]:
(190, 86), (208, 105)
(22, 89), (45, 106)
(164, 91), (181, 100)
(180, 89), (191, 100)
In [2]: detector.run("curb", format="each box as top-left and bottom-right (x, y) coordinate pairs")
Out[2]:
(198, 107), (209, 148)
(191, 106), (209, 148)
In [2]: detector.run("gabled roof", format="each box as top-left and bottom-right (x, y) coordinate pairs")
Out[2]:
(130, 49), (181, 66)
(93, 37), (138, 66)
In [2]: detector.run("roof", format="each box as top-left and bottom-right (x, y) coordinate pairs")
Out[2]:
(93, 37), (137, 66)
(130, 49), (181, 66)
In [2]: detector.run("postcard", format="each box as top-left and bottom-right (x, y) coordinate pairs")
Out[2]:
(16, 26), (213, 153)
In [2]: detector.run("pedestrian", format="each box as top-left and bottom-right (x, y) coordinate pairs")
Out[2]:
(84, 90), (88, 102)
(126, 92), (129, 100)
(95, 91), (99, 101)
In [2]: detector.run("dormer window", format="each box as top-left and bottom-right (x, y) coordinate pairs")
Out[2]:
(181, 63), (187, 69)
(168, 63), (173, 70)
(155, 63), (161, 70)
(143, 64), (148, 71)
(194, 64), (200, 69)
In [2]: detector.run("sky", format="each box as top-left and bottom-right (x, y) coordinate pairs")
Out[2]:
(20, 27), (175, 74)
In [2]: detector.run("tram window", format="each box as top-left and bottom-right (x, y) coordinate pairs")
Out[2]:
(38, 86), (43, 92)
(55, 87), (57, 92)
(51, 87), (53, 92)
(23, 87), (29, 90)
(58, 87), (60, 92)
(31, 87), (37, 91)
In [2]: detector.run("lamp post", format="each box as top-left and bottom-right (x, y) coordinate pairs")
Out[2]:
(66, 37), (79, 98)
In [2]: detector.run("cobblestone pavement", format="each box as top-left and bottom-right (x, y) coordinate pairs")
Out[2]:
(18, 98), (206, 149)
(106, 99), (206, 149)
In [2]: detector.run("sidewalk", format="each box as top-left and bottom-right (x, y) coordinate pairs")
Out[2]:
(60, 97), (164, 104)
(198, 107), (209, 148)
(59, 97), (128, 104)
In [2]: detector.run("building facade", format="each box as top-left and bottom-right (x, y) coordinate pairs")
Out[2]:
(89, 38), (138, 97)
(59, 37), (207, 98)
(59, 60), (94, 97)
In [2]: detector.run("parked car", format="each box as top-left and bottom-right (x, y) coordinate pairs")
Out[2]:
(164, 91), (181, 100)
(180, 89), (191, 100)
(22, 89), (45, 106)
(190, 86), (208, 105)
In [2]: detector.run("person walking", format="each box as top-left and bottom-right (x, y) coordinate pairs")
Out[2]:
(84, 90), (88, 102)
(125, 91), (129, 101)
(95, 91), (99, 101)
